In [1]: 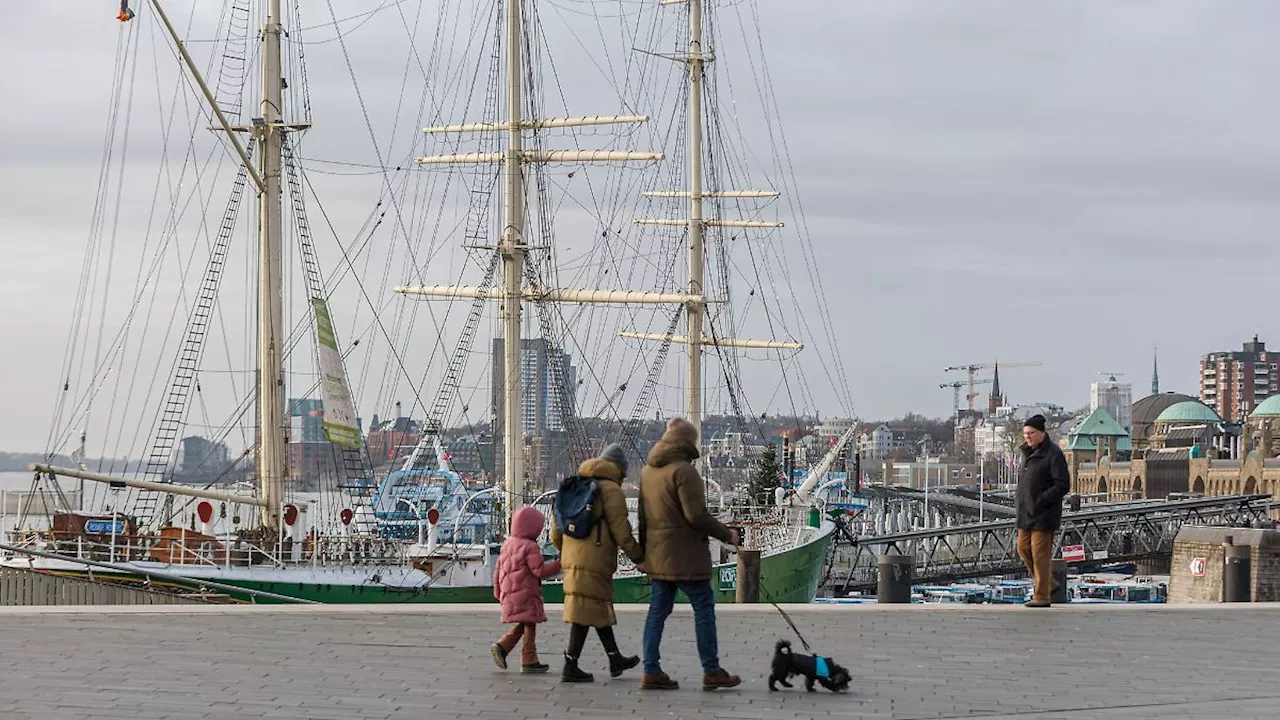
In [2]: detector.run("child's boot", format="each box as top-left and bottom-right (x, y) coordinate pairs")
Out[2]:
(491, 624), (523, 670)
(520, 627), (549, 673)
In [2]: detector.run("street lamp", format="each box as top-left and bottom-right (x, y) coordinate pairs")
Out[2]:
(396, 498), (425, 545)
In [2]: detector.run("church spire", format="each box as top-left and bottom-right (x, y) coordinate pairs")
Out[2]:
(1151, 346), (1160, 396)
(988, 362), (1002, 414)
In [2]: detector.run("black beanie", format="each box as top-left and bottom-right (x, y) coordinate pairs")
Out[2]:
(1023, 414), (1047, 433)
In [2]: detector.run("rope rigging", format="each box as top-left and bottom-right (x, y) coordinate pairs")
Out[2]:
(28, 0), (861, 541)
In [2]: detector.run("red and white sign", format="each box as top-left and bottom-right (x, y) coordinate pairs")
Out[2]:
(1189, 557), (1207, 577)
(1061, 545), (1087, 563)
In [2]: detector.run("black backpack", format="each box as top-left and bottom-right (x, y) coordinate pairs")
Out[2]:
(554, 475), (603, 543)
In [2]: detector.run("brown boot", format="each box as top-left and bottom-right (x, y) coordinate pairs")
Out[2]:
(702, 669), (742, 691)
(640, 672), (679, 690)
(520, 625), (548, 673)
(492, 624), (525, 670)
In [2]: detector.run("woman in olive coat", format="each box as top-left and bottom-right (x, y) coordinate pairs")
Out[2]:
(551, 443), (644, 683)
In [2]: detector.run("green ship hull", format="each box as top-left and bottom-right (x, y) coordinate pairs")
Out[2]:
(226, 524), (829, 604)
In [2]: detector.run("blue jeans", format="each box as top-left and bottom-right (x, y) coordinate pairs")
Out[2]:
(642, 579), (720, 675)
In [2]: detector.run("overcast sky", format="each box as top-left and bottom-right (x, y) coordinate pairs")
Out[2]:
(2, 1), (1279, 455)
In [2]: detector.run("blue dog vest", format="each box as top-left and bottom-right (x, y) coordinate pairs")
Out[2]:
(815, 657), (830, 679)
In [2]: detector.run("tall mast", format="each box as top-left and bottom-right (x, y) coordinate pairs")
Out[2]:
(630, 0), (797, 453)
(685, 0), (706, 440)
(405, 5), (665, 533)
(501, 0), (527, 532)
(256, 0), (286, 529)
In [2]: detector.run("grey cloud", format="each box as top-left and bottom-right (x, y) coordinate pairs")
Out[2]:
(2, 1), (1278, 451)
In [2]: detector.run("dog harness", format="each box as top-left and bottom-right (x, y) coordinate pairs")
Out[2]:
(814, 657), (830, 679)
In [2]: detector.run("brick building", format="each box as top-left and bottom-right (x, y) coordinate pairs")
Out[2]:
(287, 398), (339, 488)
(1201, 336), (1279, 422)
(366, 414), (421, 466)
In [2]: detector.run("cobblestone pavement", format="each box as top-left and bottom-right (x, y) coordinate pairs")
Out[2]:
(0, 604), (1277, 719)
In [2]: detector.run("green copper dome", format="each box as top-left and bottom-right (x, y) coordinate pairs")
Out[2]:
(1155, 400), (1222, 425)
(1251, 394), (1280, 418)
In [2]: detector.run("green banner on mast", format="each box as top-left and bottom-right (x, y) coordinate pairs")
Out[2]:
(311, 298), (361, 449)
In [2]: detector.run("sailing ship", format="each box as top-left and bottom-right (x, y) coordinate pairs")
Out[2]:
(2, 0), (853, 604)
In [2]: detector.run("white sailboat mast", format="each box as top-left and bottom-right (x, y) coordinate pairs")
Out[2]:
(500, 0), (527, 534)
(406, 6), (678, 533)
(82, 1), (286, 520)
(685, 0), (707, 441)
(256, 0), (286, 529)
(634, 0), (794, 446)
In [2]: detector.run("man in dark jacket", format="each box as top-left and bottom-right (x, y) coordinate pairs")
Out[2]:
(637, 417), (742, 691)
(1016, 414), (1071, 607)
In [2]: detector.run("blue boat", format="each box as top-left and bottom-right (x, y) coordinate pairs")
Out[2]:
(368, 468), (498, 545)
(1069, 577), (1166, 604)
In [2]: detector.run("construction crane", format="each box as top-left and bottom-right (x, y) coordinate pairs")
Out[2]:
(940, 379), (993, 414)
(943, 360), (1043, 411)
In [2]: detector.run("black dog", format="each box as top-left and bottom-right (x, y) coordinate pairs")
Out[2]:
(768, 639), (851, 693)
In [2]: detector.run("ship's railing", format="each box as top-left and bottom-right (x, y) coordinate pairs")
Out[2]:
(2, 528), (425, 570)
(713, 504), (821, 555)
(4, 530), (232, 567)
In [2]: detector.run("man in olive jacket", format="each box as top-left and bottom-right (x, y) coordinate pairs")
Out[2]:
(1016, 414), (1071, 607)
(637, 417), (742, 691)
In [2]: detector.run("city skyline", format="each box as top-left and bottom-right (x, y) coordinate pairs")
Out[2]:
(0, 336), (1270, 457)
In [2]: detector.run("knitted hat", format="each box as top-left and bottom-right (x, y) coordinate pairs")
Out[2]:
(1023, 414), (1047, 433)
(599, 443), (628, 475)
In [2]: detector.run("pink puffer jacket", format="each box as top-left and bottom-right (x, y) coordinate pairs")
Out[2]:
(493, 506), (561, 624)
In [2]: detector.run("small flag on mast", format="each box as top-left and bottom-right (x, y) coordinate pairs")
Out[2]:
(118, 1), (136, 22)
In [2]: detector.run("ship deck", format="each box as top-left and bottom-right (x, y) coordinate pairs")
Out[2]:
(1, 603), (1277, 719)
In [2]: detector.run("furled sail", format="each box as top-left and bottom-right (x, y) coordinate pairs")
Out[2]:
(311, 298), (360, 449)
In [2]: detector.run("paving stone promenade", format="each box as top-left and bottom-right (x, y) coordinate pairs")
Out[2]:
(1, 603), (1277, 719)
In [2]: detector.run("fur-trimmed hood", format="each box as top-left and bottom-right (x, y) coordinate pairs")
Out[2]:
(646, 417), (700, 468)
(577, 457), (623, 482)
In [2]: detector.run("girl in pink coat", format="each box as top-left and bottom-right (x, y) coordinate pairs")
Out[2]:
(491, 506), (562, 673)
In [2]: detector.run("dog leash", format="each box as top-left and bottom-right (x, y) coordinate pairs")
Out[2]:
(757, 578), (813, 653)
(770, 601), (813, 653)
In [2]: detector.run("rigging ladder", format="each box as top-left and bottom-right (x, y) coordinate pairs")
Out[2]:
(135, 143), (255, 528)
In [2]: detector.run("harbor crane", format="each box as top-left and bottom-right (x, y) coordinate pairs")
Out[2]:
(940, 379), (992, 413)
(943, 360), (1042, 411)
